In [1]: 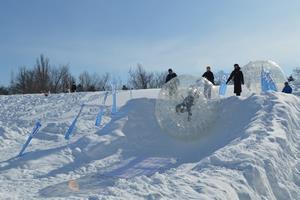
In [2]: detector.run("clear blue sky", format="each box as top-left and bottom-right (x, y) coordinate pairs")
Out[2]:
(1, 0), (300, 86)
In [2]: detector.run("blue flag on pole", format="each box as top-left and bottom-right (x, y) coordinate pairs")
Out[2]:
(111, 81), (117, 115)
(18, 120), (42, 157)
(95, 91), (109, 127)
(64, 104), (85, 140)
(261, 68), (277, 92)
(219, 75), (227, 96)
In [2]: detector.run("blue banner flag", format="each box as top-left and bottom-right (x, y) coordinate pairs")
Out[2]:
(261, 68), (277, 92)
(111, 81), (117, 114)
(64, 104), (85, 140)
(95, 91), (109, 127)
(18, 120), (42, 157)
(219, 75), (227, 96)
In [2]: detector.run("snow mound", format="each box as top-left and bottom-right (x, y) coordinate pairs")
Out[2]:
(0, 90), (300, 199)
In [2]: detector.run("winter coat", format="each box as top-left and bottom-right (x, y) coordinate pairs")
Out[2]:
(202, 71), (215, 85)
(226, 68), (244, 94)
(166, 72), (177, 83)
(71, 84), (77, 93)
(282, 85), (292, 94)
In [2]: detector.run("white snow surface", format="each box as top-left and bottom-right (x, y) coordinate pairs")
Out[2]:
(0, 89), (300, 200)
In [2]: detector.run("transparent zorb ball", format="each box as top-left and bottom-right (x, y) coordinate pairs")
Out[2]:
(242, 60), (286, 93)
(155, 75), (219, 140)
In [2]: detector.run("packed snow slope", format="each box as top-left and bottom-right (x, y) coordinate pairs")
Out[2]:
(0, 89), (300, 200)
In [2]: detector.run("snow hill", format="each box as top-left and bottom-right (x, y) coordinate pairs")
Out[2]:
(0, 89), (300, 200)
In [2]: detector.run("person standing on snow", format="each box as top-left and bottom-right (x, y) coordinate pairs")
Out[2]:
(202, 66), (215, 99)
(202, 66), (215, 85)
(282, 82), (292, 94)
(71, 81), (77, 93)
(165, 68), (177, 83)
(226, 64), (244, 96)
(165, 68), (178, 96)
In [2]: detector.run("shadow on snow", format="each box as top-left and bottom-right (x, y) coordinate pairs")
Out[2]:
(39, 95), (261, 198)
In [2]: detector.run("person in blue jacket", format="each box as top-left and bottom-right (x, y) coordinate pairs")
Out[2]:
(282, 82), (292, 94)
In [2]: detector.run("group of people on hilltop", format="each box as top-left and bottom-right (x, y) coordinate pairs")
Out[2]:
(67, 65), (293, 95)
(202, 64), (245, 96)
(165, 64), (292, 96)
(166, 64), (245, 96)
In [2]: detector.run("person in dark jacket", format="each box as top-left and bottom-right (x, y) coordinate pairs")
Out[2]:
(288, 75), (294, 82)
(226, 64), (244, 96)
(176, 93), (195, 121)
(282, 82), (292, 94)
(71, 81), (77, 93)
(202, 66), (215, 99)
(202, 66), (215, 85)
(122, 85), (128, 90)
(165, 68), (177, 83)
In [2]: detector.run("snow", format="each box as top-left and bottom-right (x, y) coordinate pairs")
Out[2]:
(0, 88), (300, 199)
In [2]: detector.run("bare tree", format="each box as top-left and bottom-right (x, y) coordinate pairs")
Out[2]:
(78, 71), (93, 91)
(9, 54), (172, 94)
(0, 86), (9, 95)
(90, 73), (101, 91)
(14, 67), (27, 93)
(49, 65), (71, 93)
(78, 71), (111, 91)
(14, 67), (36, 94)
(128, 64), (153, 89)
(63, 73), (75, 93)
(98, 72), (110, 91)
(34, 54), (50, 92)
(149, 71), (166, 88)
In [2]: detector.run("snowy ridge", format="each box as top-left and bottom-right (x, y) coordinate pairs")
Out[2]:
(191, 93), (300, 199)
(0, 90), (300, 199)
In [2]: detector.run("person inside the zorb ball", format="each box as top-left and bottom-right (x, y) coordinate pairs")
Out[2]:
(175, 88), (199, 121)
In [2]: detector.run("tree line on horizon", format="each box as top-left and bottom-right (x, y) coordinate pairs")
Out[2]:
(1, 55), (299, 95)
(0, 55), (167, 95)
